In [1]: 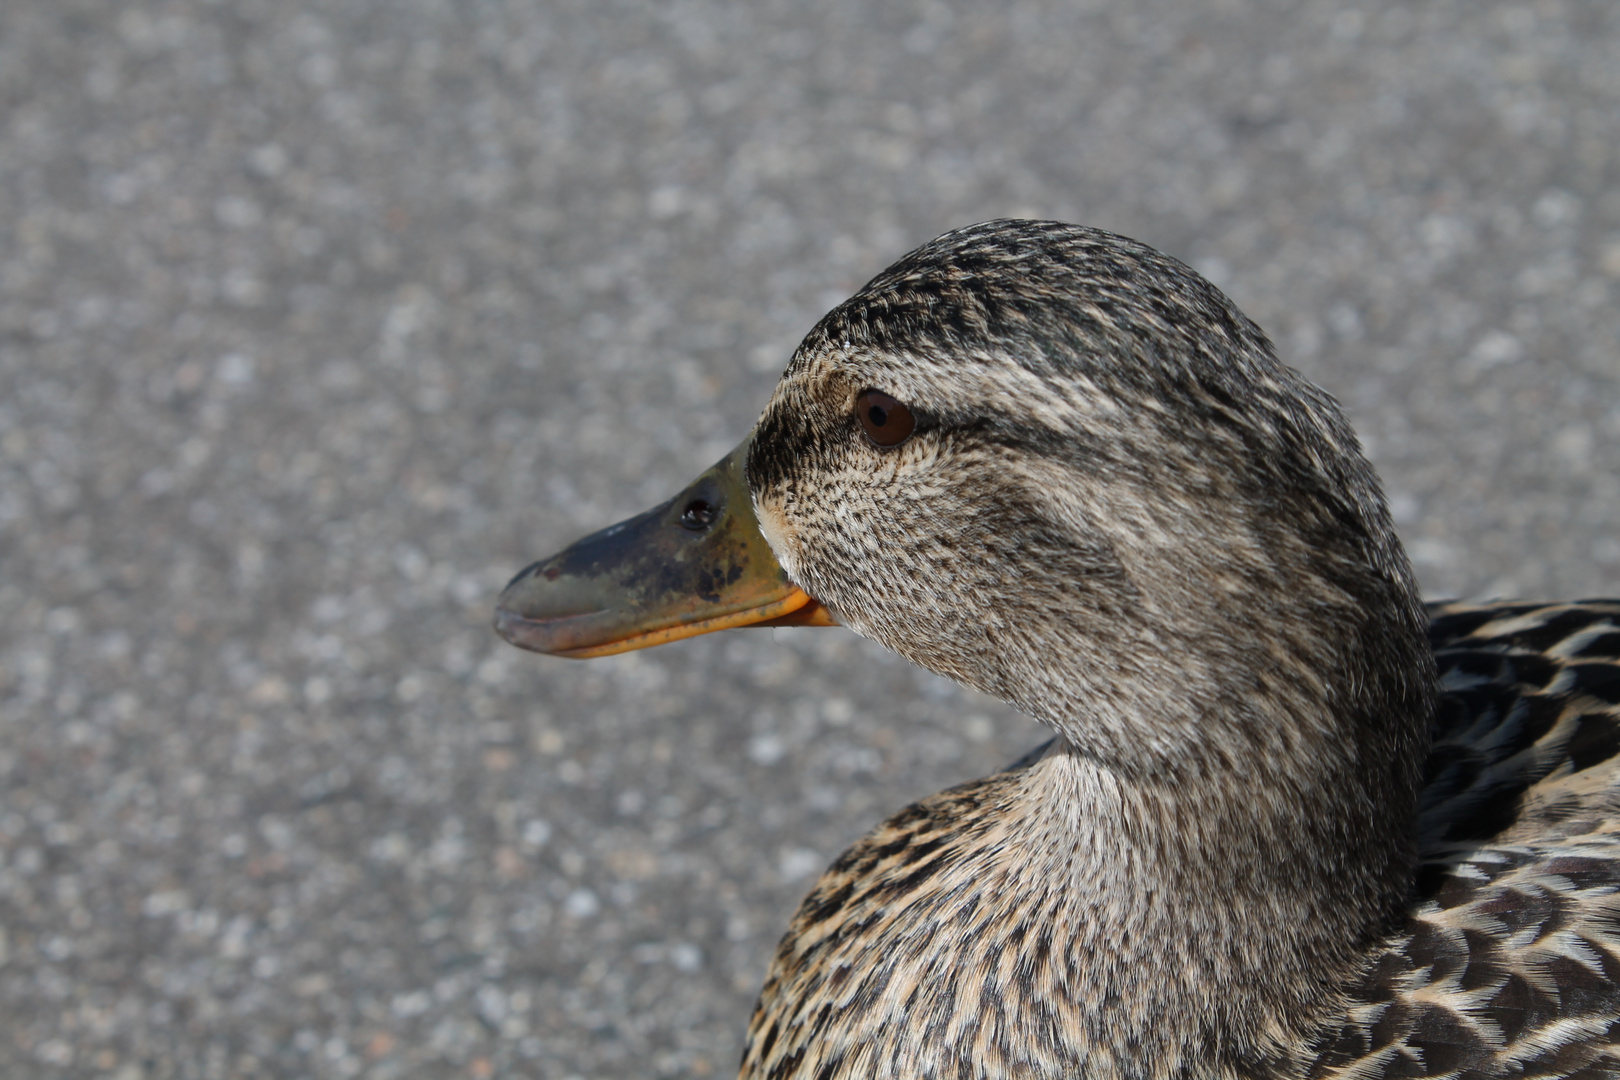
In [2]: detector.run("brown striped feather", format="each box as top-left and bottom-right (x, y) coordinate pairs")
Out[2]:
(742, 602), (1620, 1079)
(1306, 601), (1620, 1079)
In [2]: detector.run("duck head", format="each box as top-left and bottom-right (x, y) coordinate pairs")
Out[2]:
(500, 219), (1433, 791)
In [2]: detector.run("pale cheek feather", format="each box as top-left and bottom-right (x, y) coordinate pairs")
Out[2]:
(753, 491), (805, 585)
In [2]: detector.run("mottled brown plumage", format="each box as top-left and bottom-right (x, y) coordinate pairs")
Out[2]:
(1307, 602), (1620, 1079)
(743, 601), (1620, 1079)
(724, 223), (1620, 1078)
(493, 219), (1620, 1078)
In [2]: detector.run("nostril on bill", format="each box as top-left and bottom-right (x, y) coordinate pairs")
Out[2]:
(680, 498), (719, 531)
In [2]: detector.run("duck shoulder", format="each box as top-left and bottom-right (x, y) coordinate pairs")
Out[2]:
(744, 601), (1620, 1080)
(1308, 599), (1620, 1079)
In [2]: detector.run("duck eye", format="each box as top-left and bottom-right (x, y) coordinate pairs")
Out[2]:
(856, 390), (915, 447)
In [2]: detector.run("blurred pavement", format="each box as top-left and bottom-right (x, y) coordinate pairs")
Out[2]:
(1, 0), (1617, 1076)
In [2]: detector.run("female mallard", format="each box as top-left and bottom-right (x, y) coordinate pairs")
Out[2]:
(495, 220), (1620, 1079)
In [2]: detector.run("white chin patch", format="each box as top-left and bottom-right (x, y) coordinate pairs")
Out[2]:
(752, 492), (802, 582)
(752, 489), (851, 630)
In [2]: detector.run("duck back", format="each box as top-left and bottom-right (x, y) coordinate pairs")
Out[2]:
(1308, 600), (1620, 1078)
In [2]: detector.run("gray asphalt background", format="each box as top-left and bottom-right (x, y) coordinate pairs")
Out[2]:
(1, 0), (1617, 1077)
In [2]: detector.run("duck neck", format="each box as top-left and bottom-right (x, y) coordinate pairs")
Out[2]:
(1009, 705), (1418, 1077)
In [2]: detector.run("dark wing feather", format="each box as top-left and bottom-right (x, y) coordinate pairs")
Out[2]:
(1309, 601), (1620, 1079)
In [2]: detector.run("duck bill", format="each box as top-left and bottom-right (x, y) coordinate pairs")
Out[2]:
(495, 436), (835, 659)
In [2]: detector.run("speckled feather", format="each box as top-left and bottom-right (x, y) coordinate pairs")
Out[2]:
(728, 222), (1619, 1079)
(741, 601), (1620, 1079)
(1306, 601), (1620, 1080)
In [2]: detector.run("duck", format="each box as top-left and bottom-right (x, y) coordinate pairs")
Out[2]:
(494, 220), (1620, 1079)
